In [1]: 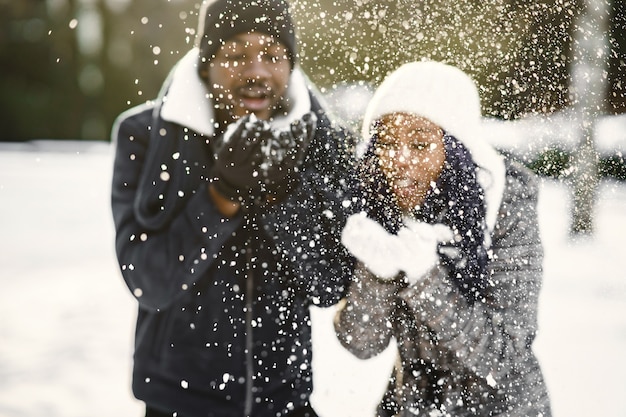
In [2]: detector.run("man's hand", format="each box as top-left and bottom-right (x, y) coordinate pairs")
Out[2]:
(259, 112), (316, 198)
(210, 112), (316, 204)
(210, 115), (268, 202)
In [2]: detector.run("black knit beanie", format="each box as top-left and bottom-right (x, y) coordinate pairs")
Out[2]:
(195, 0), (297, 74)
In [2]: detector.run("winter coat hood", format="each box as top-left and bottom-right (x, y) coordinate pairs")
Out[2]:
(160, 47), (311, 137)
(360, 61), (505, 243)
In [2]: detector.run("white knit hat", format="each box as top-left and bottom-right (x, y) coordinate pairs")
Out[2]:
(361, 61), (506, 244)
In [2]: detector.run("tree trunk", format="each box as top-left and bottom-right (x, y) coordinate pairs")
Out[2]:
(569, 0), (610, 235)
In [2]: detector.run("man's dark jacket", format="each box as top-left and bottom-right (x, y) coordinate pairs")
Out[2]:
(111, 80), (357, 417)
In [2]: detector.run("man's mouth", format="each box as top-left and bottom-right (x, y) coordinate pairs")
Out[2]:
(238, 85), (271, 111)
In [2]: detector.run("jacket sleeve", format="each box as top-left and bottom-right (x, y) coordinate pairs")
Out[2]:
(333, 262), (400, 359)
(398, 162), (544, 383)
(110, 108), (242, 311)
(260, 114), (358, 307)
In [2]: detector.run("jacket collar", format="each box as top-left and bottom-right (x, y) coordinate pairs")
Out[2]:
(160, 48), (311, 137)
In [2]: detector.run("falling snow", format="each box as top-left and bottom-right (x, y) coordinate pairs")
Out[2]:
(2, 0), (625, 414)
(0, 136), (624, 417)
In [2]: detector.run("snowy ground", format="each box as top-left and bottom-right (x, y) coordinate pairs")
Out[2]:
(0, 140), (625, 417)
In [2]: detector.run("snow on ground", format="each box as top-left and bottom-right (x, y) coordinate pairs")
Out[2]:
(0, 140), (624, 417)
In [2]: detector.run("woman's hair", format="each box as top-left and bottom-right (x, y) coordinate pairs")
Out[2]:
(357, 132), (488, 302)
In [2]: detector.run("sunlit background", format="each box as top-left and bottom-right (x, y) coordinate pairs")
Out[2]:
(2, 0), (625, 141)
(1, 2), (625, 416)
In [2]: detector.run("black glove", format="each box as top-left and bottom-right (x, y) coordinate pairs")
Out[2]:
(210, 115), (269, 202)
(258, 112), (317, 197)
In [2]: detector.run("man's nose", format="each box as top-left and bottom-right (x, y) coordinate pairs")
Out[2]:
(242, 55), (271, 79)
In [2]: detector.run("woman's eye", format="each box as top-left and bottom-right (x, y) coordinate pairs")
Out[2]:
(378, 142), (397, 151)
(413, 127), (441, 140)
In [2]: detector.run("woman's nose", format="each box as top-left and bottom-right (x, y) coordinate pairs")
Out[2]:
(396, 145), (412, 166)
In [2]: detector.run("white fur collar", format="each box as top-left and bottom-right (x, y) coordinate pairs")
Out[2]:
(160, 48), (311, 136)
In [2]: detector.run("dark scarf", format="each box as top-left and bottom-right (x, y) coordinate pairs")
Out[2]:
(357, 133), (488, 302)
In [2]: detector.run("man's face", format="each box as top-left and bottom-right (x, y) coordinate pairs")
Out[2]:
(206, 32), (291, 123)
(374, 112), (446, 212)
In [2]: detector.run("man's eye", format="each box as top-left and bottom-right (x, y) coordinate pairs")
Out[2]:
(263, 52), (286, 63)
(218, 54), (244, 67)
(227, 54), (244, 62)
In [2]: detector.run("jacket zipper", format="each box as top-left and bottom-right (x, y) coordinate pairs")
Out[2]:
(244, 240), (254, 416)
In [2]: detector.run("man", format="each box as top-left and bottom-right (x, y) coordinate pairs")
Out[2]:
(110, 1), (357, 416)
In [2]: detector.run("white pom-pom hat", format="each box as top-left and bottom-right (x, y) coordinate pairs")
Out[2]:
(361, 61), (506, 245)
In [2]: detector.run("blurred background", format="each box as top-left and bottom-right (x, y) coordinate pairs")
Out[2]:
(2, 0), (626, 141)
(1, 2), (625, 416)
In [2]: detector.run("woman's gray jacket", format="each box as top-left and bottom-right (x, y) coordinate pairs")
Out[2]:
(335, 160), (552, 417)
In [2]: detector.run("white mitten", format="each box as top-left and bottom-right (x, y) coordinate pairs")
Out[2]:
(397, 218), (454, 283)
(341, 212), (403, 279)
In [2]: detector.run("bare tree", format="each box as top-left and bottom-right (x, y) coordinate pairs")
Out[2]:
(569, 0), (610, 235)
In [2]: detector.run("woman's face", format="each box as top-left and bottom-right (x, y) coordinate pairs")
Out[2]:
(374, 112), (446, 212)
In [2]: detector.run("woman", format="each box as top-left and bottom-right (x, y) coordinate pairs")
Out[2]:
(334, 61), (552, 416)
